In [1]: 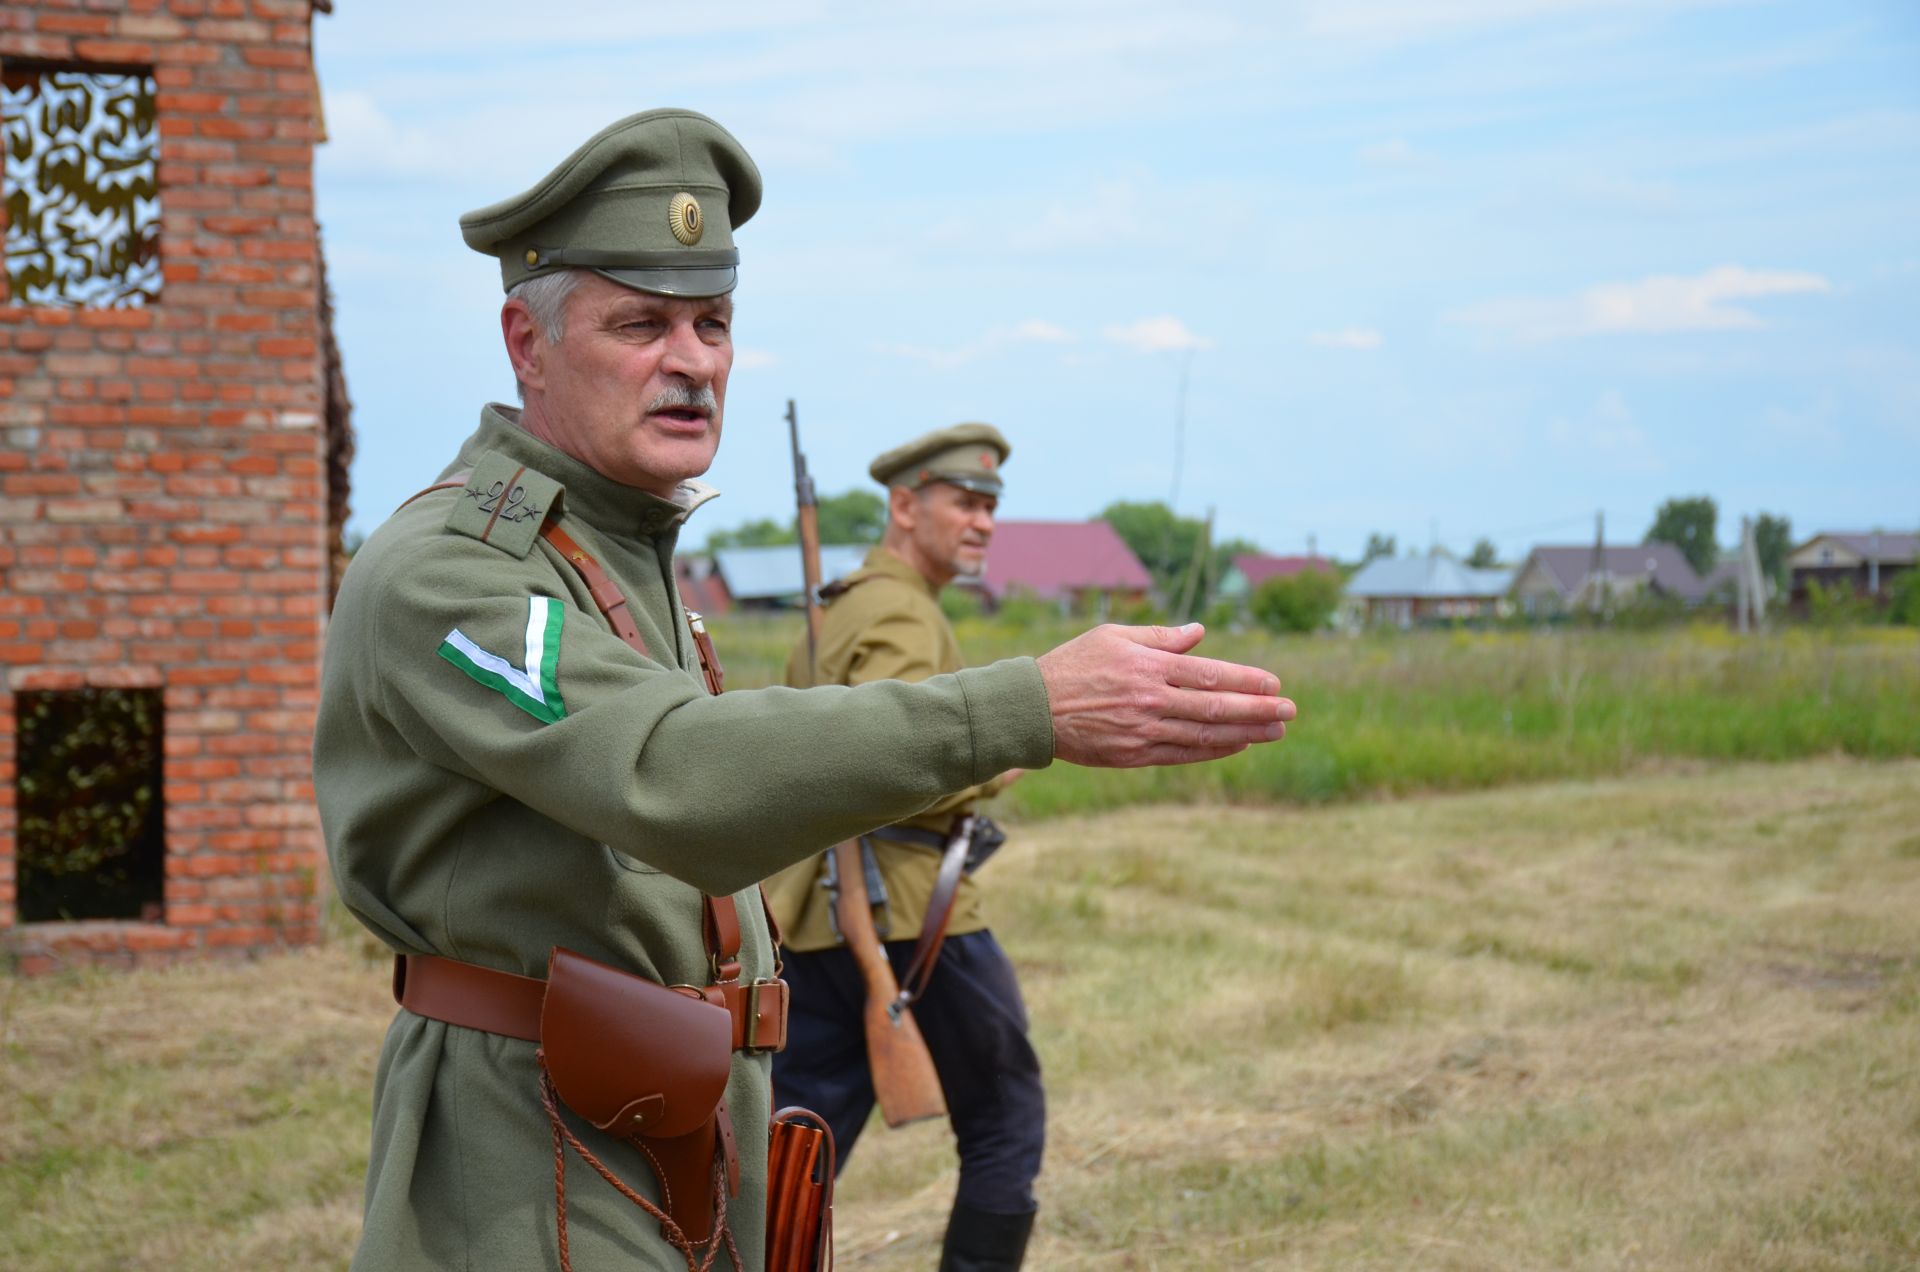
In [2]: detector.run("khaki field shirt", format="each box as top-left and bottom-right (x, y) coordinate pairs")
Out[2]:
(764, 545), (1011, 952)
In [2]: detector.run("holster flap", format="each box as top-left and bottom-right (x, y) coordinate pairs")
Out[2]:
(540, 946), (732, 1141)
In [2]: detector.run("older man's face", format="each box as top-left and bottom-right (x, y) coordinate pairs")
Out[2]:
(512, 271), (734, 497)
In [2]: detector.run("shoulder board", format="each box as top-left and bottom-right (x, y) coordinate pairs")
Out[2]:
(819, 572), (879, 603)
(443, 451), (564, 558)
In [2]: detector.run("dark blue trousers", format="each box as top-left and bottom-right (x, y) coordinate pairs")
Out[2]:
(772, 929), (1046, 1215)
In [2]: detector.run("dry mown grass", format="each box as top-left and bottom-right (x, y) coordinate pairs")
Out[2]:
(838, 757), (1920, 1270)
(4, 758), (1918, 1269)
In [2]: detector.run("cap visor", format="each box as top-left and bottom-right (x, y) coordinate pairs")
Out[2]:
(594, 265), (738, 298)
(934, 475), (1003, 496)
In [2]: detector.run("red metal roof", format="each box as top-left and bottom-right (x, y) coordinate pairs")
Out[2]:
(979, 520), (1154, 601)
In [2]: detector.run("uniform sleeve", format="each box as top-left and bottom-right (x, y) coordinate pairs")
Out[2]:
(839, 596), (1004, 816)
(355, 535), (1053, 896)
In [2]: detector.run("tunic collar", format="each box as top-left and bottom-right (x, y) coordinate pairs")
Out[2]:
(861, 545), (944, 602)
(459, 403), (721, 539)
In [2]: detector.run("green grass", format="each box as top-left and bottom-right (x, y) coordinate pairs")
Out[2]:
(3, 760), (1917, 1268)
(709, 615), (1920, 816)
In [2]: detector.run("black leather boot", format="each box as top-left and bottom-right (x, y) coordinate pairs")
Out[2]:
(938, 1204), (1035, 1272)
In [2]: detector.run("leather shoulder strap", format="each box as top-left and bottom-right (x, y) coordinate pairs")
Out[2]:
(539, 521), (650, 658)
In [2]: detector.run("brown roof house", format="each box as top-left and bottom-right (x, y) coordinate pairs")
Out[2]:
(1787, 531), (1917, 605)
(1510, 543), (1707, 618)
(968, 520), (1153, 616)
(1, 1), (350, 972)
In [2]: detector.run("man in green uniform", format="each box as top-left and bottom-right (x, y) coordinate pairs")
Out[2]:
(315, 108), (1296, 1271)
(766, 423), (1046, 1270)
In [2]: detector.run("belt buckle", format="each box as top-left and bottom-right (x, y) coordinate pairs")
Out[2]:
(741, 977), (787, 1053)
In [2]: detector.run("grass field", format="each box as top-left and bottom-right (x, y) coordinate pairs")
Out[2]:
(708, 617), (1920, 816)
(4, 758), (1917, 1269)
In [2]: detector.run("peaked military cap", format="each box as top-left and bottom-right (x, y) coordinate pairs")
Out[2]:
(869, 423), (1011, 496)
(459, 108), (761, 298)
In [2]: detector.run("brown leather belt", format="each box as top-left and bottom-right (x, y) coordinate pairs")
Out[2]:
(395, 951), (789, 1053)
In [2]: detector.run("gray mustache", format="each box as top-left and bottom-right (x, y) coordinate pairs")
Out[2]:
(647, 384), (718, 413)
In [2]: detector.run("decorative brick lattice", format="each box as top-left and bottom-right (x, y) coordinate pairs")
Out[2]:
(3, 67), (162, 308)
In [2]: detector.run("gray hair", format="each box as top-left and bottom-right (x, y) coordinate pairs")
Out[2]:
(505, 269), (583, 399)
(507, 268), (582, 343)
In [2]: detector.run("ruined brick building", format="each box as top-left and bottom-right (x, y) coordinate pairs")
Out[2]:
(0, 0), (351, 972)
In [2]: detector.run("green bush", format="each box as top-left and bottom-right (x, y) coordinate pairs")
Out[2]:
(1891, 570), (1920, 626)
(1806, 578), (1877, 628)
(1250, 569), (1342, 634)
(940, 587), (986, 622)
(993, 591), (1057, 630)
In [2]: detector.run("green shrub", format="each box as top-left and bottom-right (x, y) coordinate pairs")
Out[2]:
(1891, 570), (1920, 626)
(1250, 569), (1342, 633)
(940, 587), (986, 622)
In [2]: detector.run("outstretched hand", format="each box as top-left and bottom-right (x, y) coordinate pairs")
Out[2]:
(1034, 623), (1297, 768)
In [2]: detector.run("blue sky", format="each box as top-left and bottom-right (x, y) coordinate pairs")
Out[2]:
(314, 0), (1920, 562)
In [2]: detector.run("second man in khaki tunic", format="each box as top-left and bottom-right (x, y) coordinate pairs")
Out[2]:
(766, 424), (1044, 1271)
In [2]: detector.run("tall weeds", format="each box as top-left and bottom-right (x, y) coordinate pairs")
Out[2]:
(708, 617), (1920, 817)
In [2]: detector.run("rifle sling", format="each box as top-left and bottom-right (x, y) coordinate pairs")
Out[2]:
(889, 816), (972, 1012)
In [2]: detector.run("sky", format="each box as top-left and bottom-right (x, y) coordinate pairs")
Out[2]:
(313, 0), (1920, 562)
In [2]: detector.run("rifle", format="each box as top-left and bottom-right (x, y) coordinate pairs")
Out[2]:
(788, 400), (947, 1128)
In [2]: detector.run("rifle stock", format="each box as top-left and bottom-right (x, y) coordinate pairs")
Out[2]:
(789, 398), (946, 1128)
(832, 839), (947, 1126)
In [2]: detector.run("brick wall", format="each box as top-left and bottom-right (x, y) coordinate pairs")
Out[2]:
(1, 0), (332, 972)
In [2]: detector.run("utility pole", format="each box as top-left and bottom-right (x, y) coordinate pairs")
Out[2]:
(1174, 505), (1213, 623)
(1587, 509), (1608, 617)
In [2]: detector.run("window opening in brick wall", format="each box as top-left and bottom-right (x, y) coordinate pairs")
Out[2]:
(15, 688), (166, 924)
(2, 63), (160, 308)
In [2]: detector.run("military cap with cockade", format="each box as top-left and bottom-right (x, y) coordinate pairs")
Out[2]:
(869, 423), (1011, 496)
(458, 108), (761, 298)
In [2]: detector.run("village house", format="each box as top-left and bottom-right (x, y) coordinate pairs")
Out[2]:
(1, 1), (346, 973)
(702, 543), (868, 612)
(1343, 550), (1513, 628)
(1215, 553), (1337, 610)
(1787, 531), (1917, 605)
(1509, 543), (1707, 618)
(964, 519), (1154, 615)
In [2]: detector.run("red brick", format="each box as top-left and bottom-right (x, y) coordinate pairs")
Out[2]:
(157, 90), (228, 114)
(72, 38), (157, 61)
(37, 12), (114, 34)
(197, 116), (274, 140)
(240, 45), (306, 67)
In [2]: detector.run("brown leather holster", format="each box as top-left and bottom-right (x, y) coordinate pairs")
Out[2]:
(538, 946), (739, 1246)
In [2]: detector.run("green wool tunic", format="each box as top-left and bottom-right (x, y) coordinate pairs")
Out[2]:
(314, 405), (1055, 1270)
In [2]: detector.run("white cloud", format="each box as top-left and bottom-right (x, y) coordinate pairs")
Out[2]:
(877, 318), (1079, 367)
(1310, 328), (1384, 350)
(1009, 319), (1075, 344)
(734, 348), (780, 370)
(1103, 316), (1213, 354)
(1450, 265), (1831, 341)
(319, 90), (464, 180)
